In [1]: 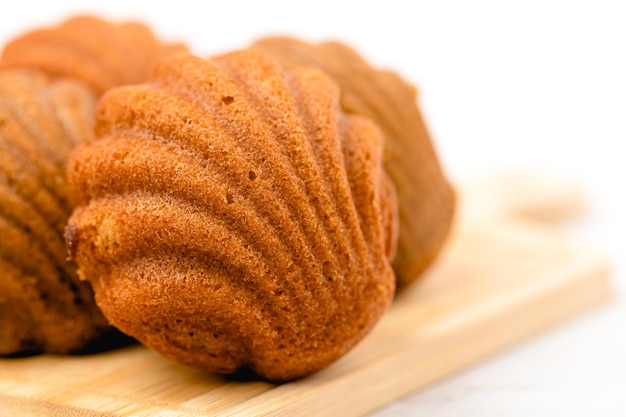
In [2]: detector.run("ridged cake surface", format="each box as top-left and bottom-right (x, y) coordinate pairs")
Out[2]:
(0, 69), (109, 354)
(66, 50), (397, 380)
(253, 37), (456, 287)
(0, 15), (186, 96)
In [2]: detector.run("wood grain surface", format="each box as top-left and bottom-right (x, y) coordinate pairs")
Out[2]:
(0, 175), (611, 416)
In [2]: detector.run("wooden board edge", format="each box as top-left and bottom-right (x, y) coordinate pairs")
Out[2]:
(0, 391), (113, 417)
(0, 381), (203, 417)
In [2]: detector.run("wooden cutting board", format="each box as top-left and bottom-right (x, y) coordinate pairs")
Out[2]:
(0, 174), (611, 417)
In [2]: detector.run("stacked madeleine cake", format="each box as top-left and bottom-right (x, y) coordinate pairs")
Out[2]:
(0, 69), (104, 354)
(0, 15), (185, 354)
(0, 15), (186, 96)
(1, 16), (454, 380)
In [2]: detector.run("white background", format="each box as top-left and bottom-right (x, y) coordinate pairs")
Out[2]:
(2, 1), (625, 415)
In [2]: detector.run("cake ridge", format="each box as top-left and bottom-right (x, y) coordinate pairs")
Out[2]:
(0, 97), (72, 212)
(87, 88), (335, 297)
(210, 51), (383, 290)
(0, 102), (68, 177)
(0, 215), (64, 284)
(96, 256), (311, 374)
(285, 66), (379, 273)
(207, 54), (364, 294)
(93, 55), (357, 299)
(0, 71), (77, 160)
(0, 183), (68, 273)
(72, 190), (321, 315)
(45, 80), (97, 148)
(0, 148), (68, 233)
(67, 134), (320, 286)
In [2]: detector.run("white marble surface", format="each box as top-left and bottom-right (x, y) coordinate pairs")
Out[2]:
(2, 1), (625, 414)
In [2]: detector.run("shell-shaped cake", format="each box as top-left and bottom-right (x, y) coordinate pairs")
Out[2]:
(0, 69), (110, 354)
(253, 37), (456, 288)
(66, 49), (398, 381)
(0, 15), (186, 96)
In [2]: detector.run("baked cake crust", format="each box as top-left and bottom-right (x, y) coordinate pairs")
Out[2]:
(0, 69), (109, 354)
(66, 49), (397, 380)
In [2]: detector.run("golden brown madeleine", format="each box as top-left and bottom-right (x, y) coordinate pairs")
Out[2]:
(253, 37), (456, 288)
(66, 50), (397, 380)
(0, 69), (109, 354)
(0, 15), (186, 96)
